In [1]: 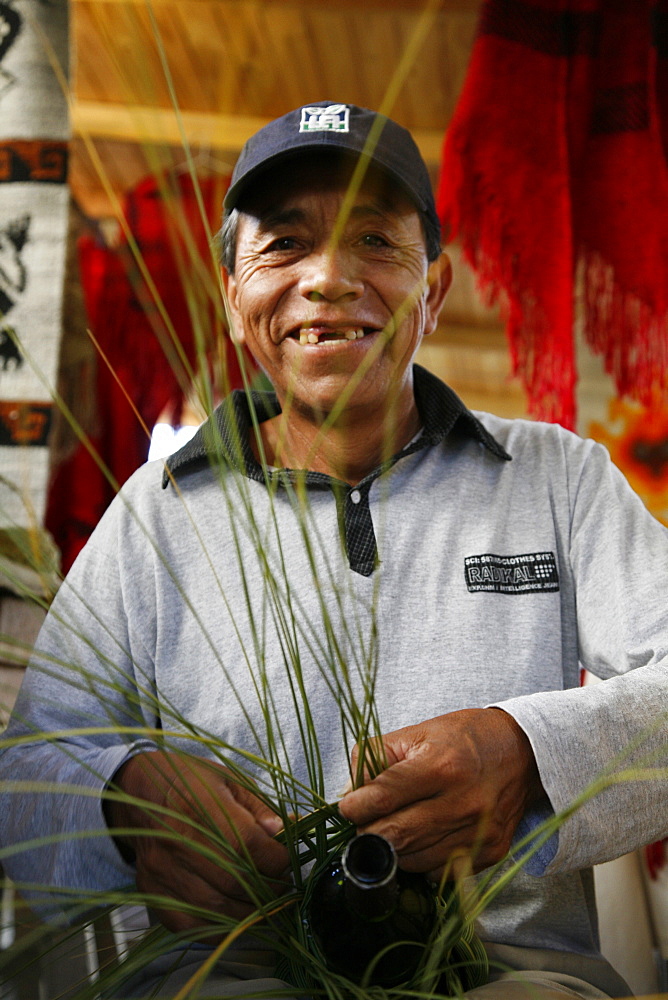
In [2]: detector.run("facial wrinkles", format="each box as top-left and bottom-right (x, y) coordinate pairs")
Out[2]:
(238, 193), (426, 269)
(230, 182), (432, 362)
(294, 255), (427, 356)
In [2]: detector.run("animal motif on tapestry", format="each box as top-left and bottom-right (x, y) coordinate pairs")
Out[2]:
(0, 327), (21, 370)
(0, 213), (29, 370)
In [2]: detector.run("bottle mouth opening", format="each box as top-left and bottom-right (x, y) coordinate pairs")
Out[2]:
(342, 833), (398, 887)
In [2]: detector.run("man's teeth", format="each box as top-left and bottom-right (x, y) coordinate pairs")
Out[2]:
(298, 328), (366, 345)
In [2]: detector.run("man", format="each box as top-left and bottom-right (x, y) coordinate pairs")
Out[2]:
(1, 102), (666, 999)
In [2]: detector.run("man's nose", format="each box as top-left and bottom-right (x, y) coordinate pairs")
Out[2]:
(297, 247), (364, 302)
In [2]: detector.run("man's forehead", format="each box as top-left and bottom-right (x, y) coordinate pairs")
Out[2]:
(251, 200), (415, 237)
(238, 152), (419, 224)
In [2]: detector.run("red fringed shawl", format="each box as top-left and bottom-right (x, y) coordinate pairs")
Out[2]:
(437, 0), (668, 428)
(46, 172), (250, 572)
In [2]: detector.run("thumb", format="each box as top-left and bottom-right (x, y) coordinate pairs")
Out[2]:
(230, 782), (284, 836)
(256, 811), (284, 837)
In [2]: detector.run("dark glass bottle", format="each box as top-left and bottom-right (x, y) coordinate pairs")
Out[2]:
(306, 832), (436, 987)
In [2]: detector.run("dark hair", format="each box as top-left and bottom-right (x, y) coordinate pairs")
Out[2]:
(217, 203), (441, 276)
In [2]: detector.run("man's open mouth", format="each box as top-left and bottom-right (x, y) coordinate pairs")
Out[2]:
(293, 327), (371, 345)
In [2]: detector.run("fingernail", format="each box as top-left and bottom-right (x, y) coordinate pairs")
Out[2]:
(261, 815), (283, 835)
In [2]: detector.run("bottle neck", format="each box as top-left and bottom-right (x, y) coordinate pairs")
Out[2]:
(342, 833), (399, 919)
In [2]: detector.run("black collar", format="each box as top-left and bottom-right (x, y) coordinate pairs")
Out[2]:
(162, 364), (511, 489)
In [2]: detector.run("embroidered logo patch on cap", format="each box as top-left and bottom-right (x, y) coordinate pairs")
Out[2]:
(464, 551), (560, 594)
(300, 104), (350, 133)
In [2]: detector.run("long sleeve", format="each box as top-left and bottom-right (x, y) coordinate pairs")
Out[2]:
(497, 438), (668, 874)
(0, 477), (162, 920)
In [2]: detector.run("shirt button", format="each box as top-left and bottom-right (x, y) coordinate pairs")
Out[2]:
(350, 489), (361, 504)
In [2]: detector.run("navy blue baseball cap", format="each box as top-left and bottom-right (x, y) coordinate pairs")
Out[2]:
(223, 101), (439, 236)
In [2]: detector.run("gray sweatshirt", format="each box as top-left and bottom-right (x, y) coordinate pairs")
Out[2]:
(1, 367), (666, 992)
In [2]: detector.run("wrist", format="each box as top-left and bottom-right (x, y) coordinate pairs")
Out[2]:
(102, 755), (148, 865)
(487, 707), (546, 809)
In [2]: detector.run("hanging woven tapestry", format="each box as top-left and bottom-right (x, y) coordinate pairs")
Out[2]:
(0, 0), (68, 595)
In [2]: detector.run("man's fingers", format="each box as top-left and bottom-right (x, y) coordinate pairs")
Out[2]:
(175, 796), (289, 888)
(341, 792), (501, 876)
(227, 779), (285, 838)
(348, 734), (408, 793)
(341, 790), (475, 860)
(339, 756), (441, 827)
(146, 874), (259, 930)
(339, 710), (543, 878)
(114, 750), (291, 931)
(159, 765), (289, 880)
(136, 830), (289, 921)
(395, 828), (501, 876)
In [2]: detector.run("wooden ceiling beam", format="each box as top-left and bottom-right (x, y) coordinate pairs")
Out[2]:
(72, 101), (268, 153)
(72, 0), (480, 9)
(71, 100), (446, 164)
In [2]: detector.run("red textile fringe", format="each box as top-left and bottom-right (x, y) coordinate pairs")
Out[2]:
(437, 0), (668, 428)
(46, 172), (250, 572)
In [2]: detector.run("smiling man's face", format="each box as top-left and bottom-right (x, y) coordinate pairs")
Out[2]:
(223, 155), (450, 428)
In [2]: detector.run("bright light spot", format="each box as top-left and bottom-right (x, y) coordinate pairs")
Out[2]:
(148, 423), (199, 461)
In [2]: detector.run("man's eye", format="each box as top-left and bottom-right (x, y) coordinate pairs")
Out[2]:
(361, 233), (390, 248)
(265, 236), (299, 251)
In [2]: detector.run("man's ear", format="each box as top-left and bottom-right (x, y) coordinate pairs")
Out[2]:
(423, 252), (452, 338)
(220, 267), (246, 345)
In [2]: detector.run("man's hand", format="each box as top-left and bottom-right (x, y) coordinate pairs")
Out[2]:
(338, 708), (546, 878)
(105, 750), (289, 934)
